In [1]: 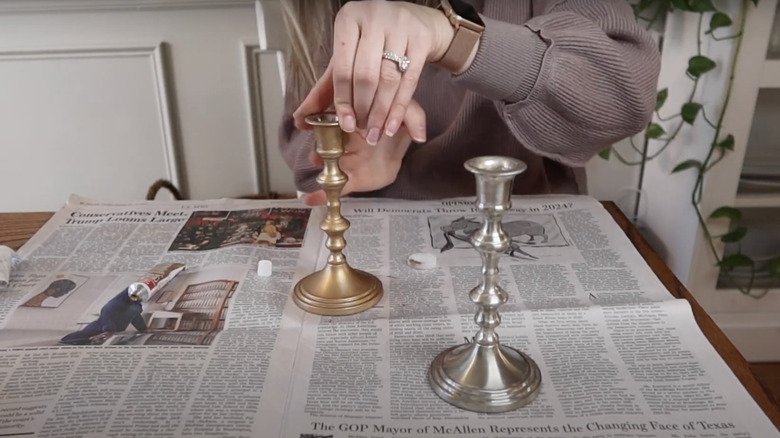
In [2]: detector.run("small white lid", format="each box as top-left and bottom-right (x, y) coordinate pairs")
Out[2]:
(257, 260), (273, 277)
(407, 253), (437, 270)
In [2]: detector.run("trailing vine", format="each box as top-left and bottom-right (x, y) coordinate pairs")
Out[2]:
(601, 0), (780, 297)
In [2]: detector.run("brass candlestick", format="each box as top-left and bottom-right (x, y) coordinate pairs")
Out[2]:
(429, 156), (541, 413)
(292, 113), (384, 316)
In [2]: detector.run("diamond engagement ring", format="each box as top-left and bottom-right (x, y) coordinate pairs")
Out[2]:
(382, 50), (410, 73)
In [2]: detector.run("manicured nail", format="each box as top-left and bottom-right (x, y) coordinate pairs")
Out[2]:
(412, 133), (426, 143)
(385, 119), (399, 137)
(366, 128), (380, 146)
(341, 114), (356, 133)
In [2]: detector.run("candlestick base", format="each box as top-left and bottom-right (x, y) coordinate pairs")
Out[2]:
(293, 263), (383, 316)
(429, 342), (541, 413)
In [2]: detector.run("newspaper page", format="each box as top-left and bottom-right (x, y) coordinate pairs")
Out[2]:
(0, 195), (778, 437)
(0, 195), (314, 437)
(280, 196), (780, 438)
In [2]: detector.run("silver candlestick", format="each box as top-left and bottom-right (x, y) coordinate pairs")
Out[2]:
(428, 156), (541, 413)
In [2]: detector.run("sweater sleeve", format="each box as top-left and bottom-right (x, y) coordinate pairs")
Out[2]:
(278, 86), (322, 193)
(452, 0), (661, 166)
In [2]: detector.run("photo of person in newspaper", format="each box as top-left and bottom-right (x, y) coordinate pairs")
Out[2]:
(21, 278), (78, 308)
(59, 286), (148, 345)
(255, 220), (283, 246)
(168, 208), (309, 251)
(105, 274), (240, 346)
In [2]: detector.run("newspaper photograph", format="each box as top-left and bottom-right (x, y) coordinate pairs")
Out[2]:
(0, 194), (777, 437)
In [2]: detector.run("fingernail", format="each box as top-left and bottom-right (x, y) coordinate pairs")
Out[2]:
(413, 133), (426, 143)
(385, 119), (399, 137)
(341, 114), (356, 133)
(366, 128), (380, 146)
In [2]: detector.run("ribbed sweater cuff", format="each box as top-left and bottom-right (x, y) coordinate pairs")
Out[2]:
(453, 16), (547, 103)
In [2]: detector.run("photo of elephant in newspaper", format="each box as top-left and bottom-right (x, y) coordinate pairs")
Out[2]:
(428, 214), (569, 260)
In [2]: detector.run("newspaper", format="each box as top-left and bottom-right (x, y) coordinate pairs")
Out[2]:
(0, 194), (777, 437)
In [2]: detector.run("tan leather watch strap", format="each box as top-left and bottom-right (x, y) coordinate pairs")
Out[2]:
(438, 25), (482, 73)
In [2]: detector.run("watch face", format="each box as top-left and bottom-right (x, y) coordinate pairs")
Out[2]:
(449, 0), (484, 25)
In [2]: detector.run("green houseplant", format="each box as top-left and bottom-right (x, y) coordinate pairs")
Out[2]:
(601, 0), (780, 297)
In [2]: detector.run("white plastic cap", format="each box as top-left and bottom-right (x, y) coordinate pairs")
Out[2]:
(257, 260), (273, 277)
(407, 253), (437, 270)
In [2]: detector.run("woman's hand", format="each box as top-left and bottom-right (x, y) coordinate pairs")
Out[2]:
(302, 100), (426, 206)
(293, 0), (452, 145)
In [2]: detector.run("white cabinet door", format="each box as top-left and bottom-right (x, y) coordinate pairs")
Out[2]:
(641, 0), (780, 361)
(0, 0), (294, 211)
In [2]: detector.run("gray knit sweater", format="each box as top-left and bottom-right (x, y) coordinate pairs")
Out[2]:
(279, 0), (661, 198)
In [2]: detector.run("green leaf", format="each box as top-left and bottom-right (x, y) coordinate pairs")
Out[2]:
(769, 256), (780, 278)
(598, 148), (611, 160)
(718, 254), (754, 271)
(687, 56), (717, 78)
(716, 134), (735, 151)
(687, 0), (717, 12)
(721, 226), (747, 243)
(681, 102), (702, 124)
(707, 12), (733, 34)
(646, 123), (665, 139)
(636, 0), (657, 12)
(709, 206), (742, 221)
(669, 0), (691, 10)
(671, 159), (702, 173)
(656, 88), (669, 111)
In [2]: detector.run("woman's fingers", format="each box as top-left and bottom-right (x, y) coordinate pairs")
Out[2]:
(300, 2), (436, 145)
(303, 99), (421, 206)
(384, 42), (428, 138)
(330, 15), (360, 133)
(350, 29), (384, 132)
(293, 64), (334, 131)
(402, 99), (427, 143)
(303, 190), (327, 206)
(364, 33), (407, 146)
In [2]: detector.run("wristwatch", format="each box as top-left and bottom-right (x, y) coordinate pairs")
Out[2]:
(436, 0), (485, 73)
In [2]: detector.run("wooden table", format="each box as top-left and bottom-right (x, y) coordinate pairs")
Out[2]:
(2, 205), (779, 430)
